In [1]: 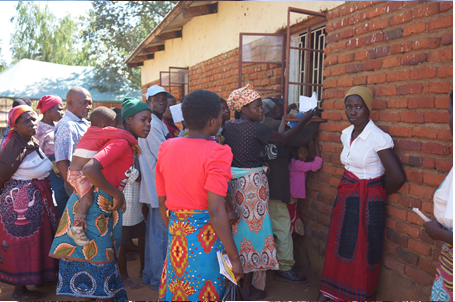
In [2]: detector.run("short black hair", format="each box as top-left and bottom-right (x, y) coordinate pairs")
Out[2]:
(166, 92), (176, 100)
(90, 106), (117, 127)
(22, 98), (32, 106)
(220, 98), (227, 104)
(182, 90), (221, 130)
(111, 107), (122, 124)
(12, 99), (26, 108)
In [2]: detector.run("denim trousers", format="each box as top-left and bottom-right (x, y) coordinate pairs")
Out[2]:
(142, 205), (168, 290)
(48, 155), (70, 221)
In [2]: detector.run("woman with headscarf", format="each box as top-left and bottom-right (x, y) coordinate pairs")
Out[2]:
(318, 86), (406, 301)
(34, 95), (66, 219)
(1, 99), (32, 149)
(423, 91), (453, 302)
(222, 83), (313, 299)
(48, 97), (152, 301)
(0, 105), (58, 300)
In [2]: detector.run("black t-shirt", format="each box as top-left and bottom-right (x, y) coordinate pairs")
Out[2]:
(222, 119), (273, 168)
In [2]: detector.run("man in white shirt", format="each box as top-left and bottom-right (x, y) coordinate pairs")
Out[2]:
(138, 85), (170, 290)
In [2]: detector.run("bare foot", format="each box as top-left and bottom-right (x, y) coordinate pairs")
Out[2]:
(121, 275), (143, 290)
(242, 285), (266, 301)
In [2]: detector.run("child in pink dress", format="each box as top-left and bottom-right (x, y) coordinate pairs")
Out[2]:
(288, 135), (323, 236)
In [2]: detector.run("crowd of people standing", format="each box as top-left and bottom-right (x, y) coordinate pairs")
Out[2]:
(0, 83), (452, 302)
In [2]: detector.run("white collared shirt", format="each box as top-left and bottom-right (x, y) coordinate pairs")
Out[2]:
(340, 120), (394, 180)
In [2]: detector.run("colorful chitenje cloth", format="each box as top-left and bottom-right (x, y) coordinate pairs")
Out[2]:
(431, 242), (453, 301)
(0, 178), (58, 285)
(320, 170), (387, 301)
(49, 188), (127, 301)
(159, 210), (227, 301)
(228, 167), (279, 290)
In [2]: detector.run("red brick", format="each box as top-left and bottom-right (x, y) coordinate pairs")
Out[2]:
(436, 159), (453, 173)
(331, 42), (347, 53)
(440, 1), (453, 11)
(372, 99), (387, 110)
(408, 211), (425, 226)
(424, 157), (435, 169)
(383, 57), (402, 68)
(323, 68), (331, 77)
(397, 195), (421, 208)
(386, 230), (408, 248)
(402, 53), (427, 66)
(340, 27), (356, 40)
(435, 96), (450, 109)
(438, 128), (452, 140)
(353, 75), (367, 85)
(328, 112), (343, 121)
(364, 33), (383, 46)
(331, 66), (346, 76)
(422, 202), (434, 215)
(380, 111), (401, 122)
(410, 183), (434, 200)
(326, 23), (333, 32)
(326, 7), (340, 20)
(377, 85), (397, 96)
(369, 46), (389, 59)
(323, 56), (338, 67)
(441, 33), (453, 45)
(355, 50), (369, 61)
(350, 11), (367, 26)
(398, 83), (423, 95)
(408, 97), (434, 109)
(387, 70), (410, 82)
(439, 66), (453, 78)
(326, 33), (340, 43)
(408, 239), (432, 256)
(397, 139), (422, 151)
(389, 11), (413, 26)
(425, 111), (451, 123)
(389, 126), (411, 137)
(338, 77), (353, 87)
(411, 126), (437, 139)
(323, 79), (337, 89)
(405, 265), (432, 286)
(370, 17), (388, 31)
(414, 38), (442, 50)
(388, 98), (408, 108)
(363, 60), (382, 71)
(346, 38), (363, 50)
(424, 82), (452, 94)
(367, 73), (387, 84)
(398, 183), (409, 194)
(403, 22), (427, 37)
(366, 5), (385, 19)
(422, 142), (451, 155)
(419, 258), (437, 275)
(424, 172), (447, 187)
(429, 15), (453, 31)
(346, 63), (364, 74)
(384, 0), (403, 12)
(341, 2), (358, 16)
(356, 23), (369, 35)
(384, 255), (405, 274)
(391, 42), (413, 54)
(358, 1), (373, 9)
(403, 168), (423, 182)
(414, 3), (440, 19)
(397, 222), (420, 238)
(411, 67), (437, 80)
(428, 49), (453, 62)
(338, 53), (355, 64)
(395, 246), (419, 265)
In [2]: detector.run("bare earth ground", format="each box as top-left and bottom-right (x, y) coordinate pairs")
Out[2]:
(0, 243), (320, 301)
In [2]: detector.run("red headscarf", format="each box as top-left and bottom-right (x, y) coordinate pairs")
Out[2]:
(2, 105), (35, 147)
(36, 95), (62, 114)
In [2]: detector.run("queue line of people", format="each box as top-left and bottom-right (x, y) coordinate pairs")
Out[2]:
(0, 84), (452, 302)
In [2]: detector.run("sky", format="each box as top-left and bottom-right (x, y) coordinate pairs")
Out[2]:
(0, 1), (93, 65)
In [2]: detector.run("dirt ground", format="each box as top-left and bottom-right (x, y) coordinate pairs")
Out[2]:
(0, 242), (321, 301)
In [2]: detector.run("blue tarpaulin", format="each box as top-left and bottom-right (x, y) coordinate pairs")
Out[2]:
(0, 59), (141, 102)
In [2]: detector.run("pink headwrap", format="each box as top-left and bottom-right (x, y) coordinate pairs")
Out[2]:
(36, 95), (62, 114)
(227, 83), (261, 112)
(2, 105), (35, 147)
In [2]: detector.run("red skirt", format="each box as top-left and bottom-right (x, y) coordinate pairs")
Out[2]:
(320, 170), (387, 301)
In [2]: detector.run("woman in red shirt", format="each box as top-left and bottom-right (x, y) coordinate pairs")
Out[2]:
(156, 90), (243, 301)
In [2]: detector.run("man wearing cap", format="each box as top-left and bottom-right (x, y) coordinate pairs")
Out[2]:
(54, 87), (92, 219)
(260, 97), (319, 284)
(138, 84), (170, 290)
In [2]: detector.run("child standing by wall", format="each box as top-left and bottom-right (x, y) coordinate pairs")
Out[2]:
(288, 135), (323, 236)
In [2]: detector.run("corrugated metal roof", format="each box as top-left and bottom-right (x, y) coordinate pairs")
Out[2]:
(0, 59), (141, 102)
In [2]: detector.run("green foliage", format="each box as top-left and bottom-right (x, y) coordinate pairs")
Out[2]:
(10, 1), (91, 66)
(0, 41), (8, 72)
(80, 1), (178, 92)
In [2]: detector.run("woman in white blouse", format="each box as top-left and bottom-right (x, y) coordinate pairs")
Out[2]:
(318, 86), (406, 301)
(423, 92), (453, 302)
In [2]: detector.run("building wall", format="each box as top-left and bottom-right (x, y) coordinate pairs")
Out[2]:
(141, 1), (345, 85)
(140, 1), (453, 300)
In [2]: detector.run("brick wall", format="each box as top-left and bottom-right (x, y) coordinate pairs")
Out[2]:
(300, 1), (452, 300)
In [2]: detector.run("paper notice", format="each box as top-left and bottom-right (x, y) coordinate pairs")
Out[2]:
(299, 91), (318, 112)
(169, 103), (183, 123)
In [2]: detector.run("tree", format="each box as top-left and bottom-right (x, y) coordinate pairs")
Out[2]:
(0, 41), (8, 72)
(80, 1), (178, 92)
(10, 1), (91, 66)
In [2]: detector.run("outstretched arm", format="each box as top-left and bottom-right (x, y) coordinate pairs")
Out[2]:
(268, 109), (313, 145)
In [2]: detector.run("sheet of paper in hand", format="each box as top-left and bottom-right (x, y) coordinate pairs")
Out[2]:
(299, 91), (318, 112)
(169, 103), (184, 123)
